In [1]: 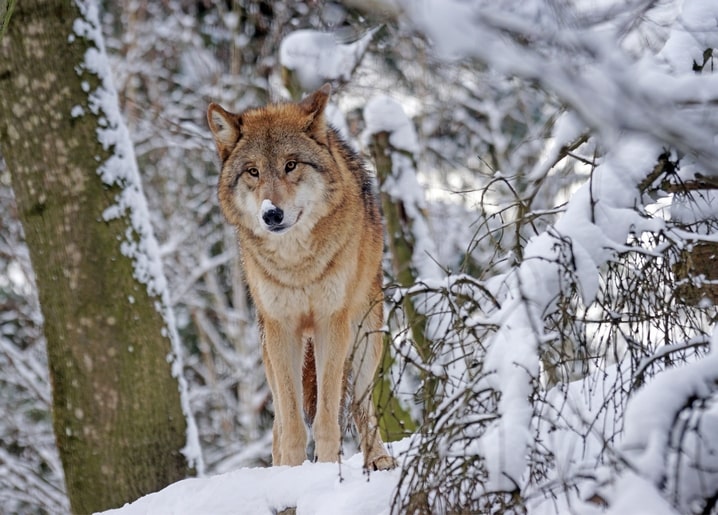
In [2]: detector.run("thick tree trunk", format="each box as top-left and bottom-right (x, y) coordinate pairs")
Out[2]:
(0, 1), (193, 513)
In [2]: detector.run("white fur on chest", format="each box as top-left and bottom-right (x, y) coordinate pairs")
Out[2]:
(244, 230), (359, 321)
(253, 258), (354, 319)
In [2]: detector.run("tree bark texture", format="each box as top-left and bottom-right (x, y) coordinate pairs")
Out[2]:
(368, 131), (433, 432)
(0, 0), (15, 39)
(0, 1), (191, 512)
(369, 132), (431, 361)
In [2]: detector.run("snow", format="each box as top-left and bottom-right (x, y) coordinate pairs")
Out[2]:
(70, 104), (85, 118)
(363, 95), (420, 155)
(658, 0), (718, 71)
(380, 0), (718, 507)
(617, 329), (718, 510)
(279, 28), (378, 92)
(460, 133), (664, 489)
(398, 0), (718, 176)
(101, 441), (411, 515)
(604, 471), (677, 515)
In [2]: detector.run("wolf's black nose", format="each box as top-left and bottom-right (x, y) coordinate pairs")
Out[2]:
(262, 207), (284, 227)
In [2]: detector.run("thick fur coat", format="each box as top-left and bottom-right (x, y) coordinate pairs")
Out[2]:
(207, 85), (393, 470)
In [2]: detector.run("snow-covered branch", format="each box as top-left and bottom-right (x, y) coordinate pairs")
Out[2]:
(394, 0), (718, 175)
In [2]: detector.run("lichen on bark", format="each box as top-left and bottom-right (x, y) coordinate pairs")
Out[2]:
(0, 1), (197, 512)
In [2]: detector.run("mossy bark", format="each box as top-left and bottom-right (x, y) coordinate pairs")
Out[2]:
(0, 1), (191, 513)
(374, 334), (418, 441)
(0, 0), (15, 39)
(369, 132), (431, 360)
(369, 131), (435, 426)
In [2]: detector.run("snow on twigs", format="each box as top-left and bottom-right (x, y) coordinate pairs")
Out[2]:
(399, 0), (718, 176)
(382, 0), (718, 506)
(363, 94), (440, 283)
(71, 0), (203, 472)
(279, 27), (378, 91)
(476, 135), (659, 485)
(611, 329), (718, 513)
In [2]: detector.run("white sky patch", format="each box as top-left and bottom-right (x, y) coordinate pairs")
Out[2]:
(71, 0), (203, 473)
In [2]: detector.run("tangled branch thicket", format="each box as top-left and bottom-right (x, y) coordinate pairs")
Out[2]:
(381, 181), (717, 514)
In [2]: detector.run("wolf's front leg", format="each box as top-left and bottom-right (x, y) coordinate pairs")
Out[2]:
(263, 318), (307, 466)
(262, 342), (283, 465)
(313, 312), (352, 462)
(351, 303), (395, 470)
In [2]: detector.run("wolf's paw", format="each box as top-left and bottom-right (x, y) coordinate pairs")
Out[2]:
(368, 454), (396, 471)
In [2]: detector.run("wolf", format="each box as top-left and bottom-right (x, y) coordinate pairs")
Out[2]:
(207, 84), (394, 470)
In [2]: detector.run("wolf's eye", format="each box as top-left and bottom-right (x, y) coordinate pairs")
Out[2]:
(247, 167), (259, 178)
(285, 161), (297, 173)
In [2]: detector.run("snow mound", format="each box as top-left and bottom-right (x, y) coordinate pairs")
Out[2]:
(100, 440), (412, 515)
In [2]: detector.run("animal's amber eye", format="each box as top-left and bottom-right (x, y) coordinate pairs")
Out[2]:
(285, 161), (297, 173)
(247, 167), (259, 177)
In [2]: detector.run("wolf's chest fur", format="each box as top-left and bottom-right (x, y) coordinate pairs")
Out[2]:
(238, 196), (368, 322)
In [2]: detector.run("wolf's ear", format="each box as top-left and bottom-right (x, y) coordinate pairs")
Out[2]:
(207, 103), (241, 161)
(298, 83), (331, 145)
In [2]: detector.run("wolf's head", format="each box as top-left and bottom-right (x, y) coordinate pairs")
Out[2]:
(208, 84), (341, 236)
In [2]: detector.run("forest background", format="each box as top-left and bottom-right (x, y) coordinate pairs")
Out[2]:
(1, 0), (718, 513)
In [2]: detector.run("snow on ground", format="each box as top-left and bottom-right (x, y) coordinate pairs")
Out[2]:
(100, 439), (412, 515)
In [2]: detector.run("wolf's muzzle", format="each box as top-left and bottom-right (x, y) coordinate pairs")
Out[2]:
(262, 207), (284, 228)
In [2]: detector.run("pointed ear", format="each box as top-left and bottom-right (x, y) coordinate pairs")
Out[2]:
(299, 83), (331, 116)
(207, 103), (241, 161)
(298, 83), (331, 144)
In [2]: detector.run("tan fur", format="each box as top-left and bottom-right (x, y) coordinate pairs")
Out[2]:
(208, 85), (394, 470)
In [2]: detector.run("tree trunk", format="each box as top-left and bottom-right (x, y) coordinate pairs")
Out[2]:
(0, 1), (194, 512)
(369, 131), (437, 416)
